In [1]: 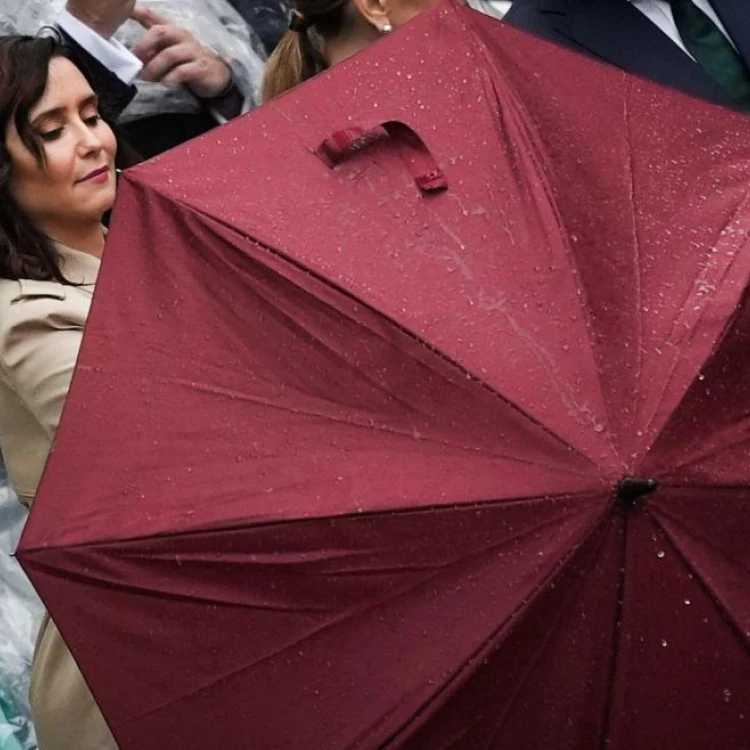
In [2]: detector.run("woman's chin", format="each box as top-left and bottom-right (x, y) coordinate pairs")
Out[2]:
(64, 199), (117, 226)
(87, 188), (117, 221)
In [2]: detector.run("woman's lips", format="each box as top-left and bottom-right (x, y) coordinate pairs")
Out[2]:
(78, 167), (110, 184)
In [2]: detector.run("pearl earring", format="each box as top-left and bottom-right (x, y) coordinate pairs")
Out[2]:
(382, 22), (392, 33)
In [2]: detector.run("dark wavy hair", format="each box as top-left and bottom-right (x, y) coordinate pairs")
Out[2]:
(0, 36), (105, 283)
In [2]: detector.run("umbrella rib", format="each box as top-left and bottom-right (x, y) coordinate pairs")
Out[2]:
(659, 480), (750, 491)
(622, 86), (646, 409)
(22, 490), (605, 556)
(105, 499), (607, 727)
(466, 72), (620, 462)
(639, 283), (741, 456)
(649, 505), (750, 650)
(436, 203), (615, 455)
(143, 371), (592, 477)
(480, 578), (593, 750)
(164, 197), (601, 470)
(219, 276), (438, 418)
(388, 611), (569, 750)
(377, 510), (614, 750)
(651, 417), (750, 479)
(637, 195), (750, 460)
(598, 507), (629, 750)
(24, 492), (604, 577)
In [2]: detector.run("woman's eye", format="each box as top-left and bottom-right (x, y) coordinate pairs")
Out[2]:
(39, 128), (63, 142)
(85, 114), (101, 126)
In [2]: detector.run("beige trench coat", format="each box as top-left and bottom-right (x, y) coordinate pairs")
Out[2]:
(0, 244), (118, 750)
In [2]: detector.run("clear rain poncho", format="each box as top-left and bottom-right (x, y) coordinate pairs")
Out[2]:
(0, 0), (267, 122)
(0, 477), (42, 750)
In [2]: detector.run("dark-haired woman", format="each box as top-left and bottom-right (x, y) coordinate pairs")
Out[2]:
(261, 0), (441, 100)
(0, 36), (119, 750)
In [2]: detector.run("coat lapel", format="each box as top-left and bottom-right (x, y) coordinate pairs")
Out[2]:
(711, 0), (750, 70)
(541, 0), (735, 107)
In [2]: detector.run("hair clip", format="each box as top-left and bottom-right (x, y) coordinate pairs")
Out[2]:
(289, 9), (313, 33)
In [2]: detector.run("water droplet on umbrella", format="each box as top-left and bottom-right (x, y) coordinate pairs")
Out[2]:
(661, 639), (668, 648)
(657, 550), (665, 559)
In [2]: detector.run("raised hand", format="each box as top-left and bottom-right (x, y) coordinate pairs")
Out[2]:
(130, 6), (234, 99)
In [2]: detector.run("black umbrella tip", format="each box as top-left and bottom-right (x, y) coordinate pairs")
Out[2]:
(617, 477), (659, 506)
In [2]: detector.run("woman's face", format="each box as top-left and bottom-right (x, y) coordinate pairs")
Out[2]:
(5, 57), (117, 237)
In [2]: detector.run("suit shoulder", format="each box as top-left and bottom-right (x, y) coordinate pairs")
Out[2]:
(504, 0), (567, 29)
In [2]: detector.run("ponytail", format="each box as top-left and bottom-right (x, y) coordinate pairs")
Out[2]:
(261, 0), (350, 102)
(261, 29), (325, 102)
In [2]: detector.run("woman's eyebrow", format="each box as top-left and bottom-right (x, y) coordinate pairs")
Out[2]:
(30, 106), (65, 126)
(79, 94), (100, 111)
(31, 95), (100, 126)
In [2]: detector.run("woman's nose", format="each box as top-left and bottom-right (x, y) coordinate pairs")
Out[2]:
(76, 124), (104, 155)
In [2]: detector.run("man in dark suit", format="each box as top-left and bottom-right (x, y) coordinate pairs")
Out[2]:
(504, 0), (750, 111)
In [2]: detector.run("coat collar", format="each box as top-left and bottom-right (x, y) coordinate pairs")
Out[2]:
(538, 0), (737, 108)
(55, 241), (102, 288)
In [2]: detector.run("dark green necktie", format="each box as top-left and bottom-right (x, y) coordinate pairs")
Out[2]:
(670, 0), (750, 111)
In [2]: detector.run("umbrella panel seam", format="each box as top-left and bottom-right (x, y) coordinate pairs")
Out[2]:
(153, 189), (602, 469)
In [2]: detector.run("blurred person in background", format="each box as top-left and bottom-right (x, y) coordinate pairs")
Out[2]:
(227, 0), (292, 54)
(261, 0), (443, 101)
(261, 0), (510, 101)
(504, 0), (750, 112)
(1, 0), (268, 157)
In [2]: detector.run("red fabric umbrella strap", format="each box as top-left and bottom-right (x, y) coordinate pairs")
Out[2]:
(315, 120), (449, 194)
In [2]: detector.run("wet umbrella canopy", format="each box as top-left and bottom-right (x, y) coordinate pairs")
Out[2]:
(18, 2), (750, 748)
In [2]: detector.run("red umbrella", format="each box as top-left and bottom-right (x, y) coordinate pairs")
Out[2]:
(19, 1), (750, 747)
